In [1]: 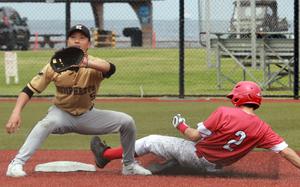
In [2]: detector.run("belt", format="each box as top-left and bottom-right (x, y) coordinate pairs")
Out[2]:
(73, 105), (94, 116)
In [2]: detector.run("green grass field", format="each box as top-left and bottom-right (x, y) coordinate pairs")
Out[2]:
(0, 48), (294, 97)
(1, 100), (300, 150)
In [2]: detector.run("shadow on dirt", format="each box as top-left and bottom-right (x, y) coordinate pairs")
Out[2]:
(151, 165), (279, 179)
(143, 152), (280, 179)
(144, 158), (279, 180)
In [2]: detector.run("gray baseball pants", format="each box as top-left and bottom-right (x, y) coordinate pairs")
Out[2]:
(135, 135), (220, 172)
(13, 105), (136, 166)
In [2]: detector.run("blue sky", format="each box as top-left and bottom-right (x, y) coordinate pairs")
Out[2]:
(0, 0), (293, 21)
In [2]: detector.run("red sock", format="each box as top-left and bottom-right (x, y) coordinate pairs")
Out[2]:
(103, 146), (139, 160)
(103, 146), (123, 160)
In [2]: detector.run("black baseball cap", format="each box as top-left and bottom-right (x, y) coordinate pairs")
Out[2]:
(67, 24), (91, 41)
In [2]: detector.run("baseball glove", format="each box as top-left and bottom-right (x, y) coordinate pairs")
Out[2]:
(50, 46), (84, 73)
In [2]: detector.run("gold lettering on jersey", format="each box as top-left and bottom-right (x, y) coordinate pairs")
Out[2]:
(57, 86), (96, 95)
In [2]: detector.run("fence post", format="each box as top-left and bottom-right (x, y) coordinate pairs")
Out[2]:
(179, 0), (185, 98)
(294, 0), (299, 99)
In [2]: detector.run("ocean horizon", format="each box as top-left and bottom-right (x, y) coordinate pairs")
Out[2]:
(28, 19), (229, 40)
(27, 19), (294, 48)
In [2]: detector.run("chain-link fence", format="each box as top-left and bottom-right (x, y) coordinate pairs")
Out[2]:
(199, 0), (295, 96)
(0, 0), (296, 97)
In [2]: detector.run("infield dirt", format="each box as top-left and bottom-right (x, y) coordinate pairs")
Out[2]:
(1, 150), (300, 187)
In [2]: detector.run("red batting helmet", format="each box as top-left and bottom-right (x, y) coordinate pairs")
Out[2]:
(226, 81), (262, 109)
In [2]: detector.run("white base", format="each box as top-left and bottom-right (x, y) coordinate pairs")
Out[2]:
(34, 161), (96, 172)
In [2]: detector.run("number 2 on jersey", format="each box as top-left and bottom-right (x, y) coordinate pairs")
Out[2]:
(223, 131), (246, 151)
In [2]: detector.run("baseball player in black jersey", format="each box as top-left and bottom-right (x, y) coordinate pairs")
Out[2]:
(5, 24), (151, 177)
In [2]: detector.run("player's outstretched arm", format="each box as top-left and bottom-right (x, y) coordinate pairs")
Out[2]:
(172, 114), (202, 142)
(84, 57), (111, 72)
(184, 127), (202, 142)
(5, 92), (30, 134)
(280, 147), (300, 169)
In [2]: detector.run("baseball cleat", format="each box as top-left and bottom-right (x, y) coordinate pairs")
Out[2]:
(6, 161), (27, 177)
(122, 162), (152, 175)
(90, 136), (111, 168)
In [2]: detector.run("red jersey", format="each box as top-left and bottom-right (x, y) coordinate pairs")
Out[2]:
(195, 106), (287, 166)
